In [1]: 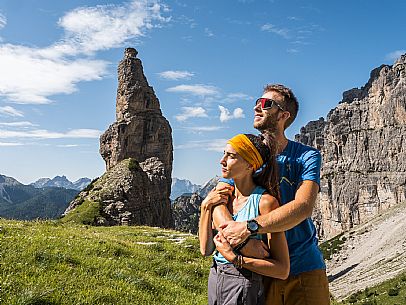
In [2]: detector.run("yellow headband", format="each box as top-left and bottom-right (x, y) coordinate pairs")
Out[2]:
(227, 134), (263, 171)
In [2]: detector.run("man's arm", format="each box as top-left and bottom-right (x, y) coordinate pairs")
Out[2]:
(221, 180), (319, 246)
(212, 182), (270, 258)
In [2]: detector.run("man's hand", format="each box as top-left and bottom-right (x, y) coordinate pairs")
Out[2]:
(219, 221), (250, 247)
(213, 231), (235, 263)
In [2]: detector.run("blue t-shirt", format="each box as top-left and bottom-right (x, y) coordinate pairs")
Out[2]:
(219, 140), (325, 275)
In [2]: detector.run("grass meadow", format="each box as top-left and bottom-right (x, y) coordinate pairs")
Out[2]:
(0, 219), (210, 305)
(1, 218), (406, 305)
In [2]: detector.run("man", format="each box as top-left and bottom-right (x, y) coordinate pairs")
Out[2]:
(212, 84), (330, 304)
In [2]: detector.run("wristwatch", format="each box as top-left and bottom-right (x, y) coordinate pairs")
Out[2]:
(247, 219), (259, 234)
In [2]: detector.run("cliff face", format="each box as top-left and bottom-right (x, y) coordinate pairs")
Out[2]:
(296, 54), (406, 239)
(172, 193), (203, 234)
(65, 48), (173, 227)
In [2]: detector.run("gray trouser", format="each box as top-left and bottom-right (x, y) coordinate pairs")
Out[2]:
(208, 262), (264, 305)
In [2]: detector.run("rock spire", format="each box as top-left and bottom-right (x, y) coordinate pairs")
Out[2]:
(64, 48), (173, 228)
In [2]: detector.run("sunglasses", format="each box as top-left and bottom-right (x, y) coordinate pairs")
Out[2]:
(255, 98), (285, 111)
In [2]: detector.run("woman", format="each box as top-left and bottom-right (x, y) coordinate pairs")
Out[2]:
(199, 133), (290, 305)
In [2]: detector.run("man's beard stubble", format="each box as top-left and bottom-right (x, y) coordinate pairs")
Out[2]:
(253, 111), (279, 133)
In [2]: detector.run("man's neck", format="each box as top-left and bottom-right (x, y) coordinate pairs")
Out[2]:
(268, 130), (289, 154)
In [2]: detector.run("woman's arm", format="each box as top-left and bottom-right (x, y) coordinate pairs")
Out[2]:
(198, 188), (228, 256)
(214, 194), (290, 279)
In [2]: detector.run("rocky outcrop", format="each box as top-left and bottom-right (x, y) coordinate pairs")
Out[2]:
(64, 159), (171, 226)
(64, 48), (173, 228)
(172, 193), (203, 234)
(296, 54), (406, 240)
(172, 176), (220, 233)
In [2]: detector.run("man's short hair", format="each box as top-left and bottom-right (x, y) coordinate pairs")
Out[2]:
(263, 84), (299, 129)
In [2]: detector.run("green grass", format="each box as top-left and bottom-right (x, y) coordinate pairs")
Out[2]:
(59, 199), (101, 225)
(0, 219), (210, 305)
(320, 232), (346, 260)
(331, 272), (406, 305)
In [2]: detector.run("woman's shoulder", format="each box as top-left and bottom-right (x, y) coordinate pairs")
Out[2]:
(259, 192), (280, 213)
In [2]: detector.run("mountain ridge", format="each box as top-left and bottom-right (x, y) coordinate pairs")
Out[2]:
(0, 174), (78, 220)
(31, 175), (91, 191)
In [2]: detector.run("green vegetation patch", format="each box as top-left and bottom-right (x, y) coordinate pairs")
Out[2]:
(60, 199), (101, 225)
(0, 220), (211, 305)
(128, 158), (139, 171)
(320, 233), (347, 260)
(332, 272), (406, 305)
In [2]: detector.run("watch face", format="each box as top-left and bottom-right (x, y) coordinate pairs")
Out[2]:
(248, 220), (259, 233)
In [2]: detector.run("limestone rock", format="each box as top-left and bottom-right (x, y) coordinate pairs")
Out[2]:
(64, 48), (173, 227)
(172, 193), (203, 234)
(296, 53), (406, 240)
(64, 159), (172, 226)
(172, 176), (220, 233)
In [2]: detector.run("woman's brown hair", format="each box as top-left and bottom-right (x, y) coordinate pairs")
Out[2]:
(244, 133), (280, 202)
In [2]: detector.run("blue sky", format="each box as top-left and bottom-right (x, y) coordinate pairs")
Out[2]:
(0, 0), (405, 185)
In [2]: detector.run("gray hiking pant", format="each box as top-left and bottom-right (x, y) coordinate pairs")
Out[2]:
(208, 262), (264, 305)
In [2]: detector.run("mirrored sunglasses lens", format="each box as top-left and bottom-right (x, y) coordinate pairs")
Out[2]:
(261, 98), (273, 108)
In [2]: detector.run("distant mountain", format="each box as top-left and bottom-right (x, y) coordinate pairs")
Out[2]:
(170, 178), (200, 200)
(196, 176), (220, 198)
(172, 176), (220, 233)
(31, 176), (91, 191)
(0, 174), (78, 220)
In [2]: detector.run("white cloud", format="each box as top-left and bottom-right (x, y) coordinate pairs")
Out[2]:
(0, 13), (6, 29)
(0, 128), (102, 139)
(219, 106), (245, 122)
(222, 92), (253, 104)
(174, 138), (227, 152)
(57, 144), (80, 148)
(204, 28), (214, 37)
(56, 0), (168, 56)
(226, 93), (251, 100)
(0, 121), (36, 127)
(158, 70), (194, 80)
(261, 24), (290, 39)
(0, 142), (23, 146)
(188, 126), (222, 132)
(287, 48), (299, 54)
(385, 50), (406, 62)
(0, 106), (24, 117)
(0, 45), (107, 104)
(0, 1), (168, 104)
(167, 84), (219, 96)
(175, 106), (208, 121)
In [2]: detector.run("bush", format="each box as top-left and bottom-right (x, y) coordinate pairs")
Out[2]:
(388, 286), (400, 296)
(128, 158), (138, 171)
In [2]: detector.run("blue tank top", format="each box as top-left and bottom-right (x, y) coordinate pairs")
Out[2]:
(214, 185), (267, 265)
